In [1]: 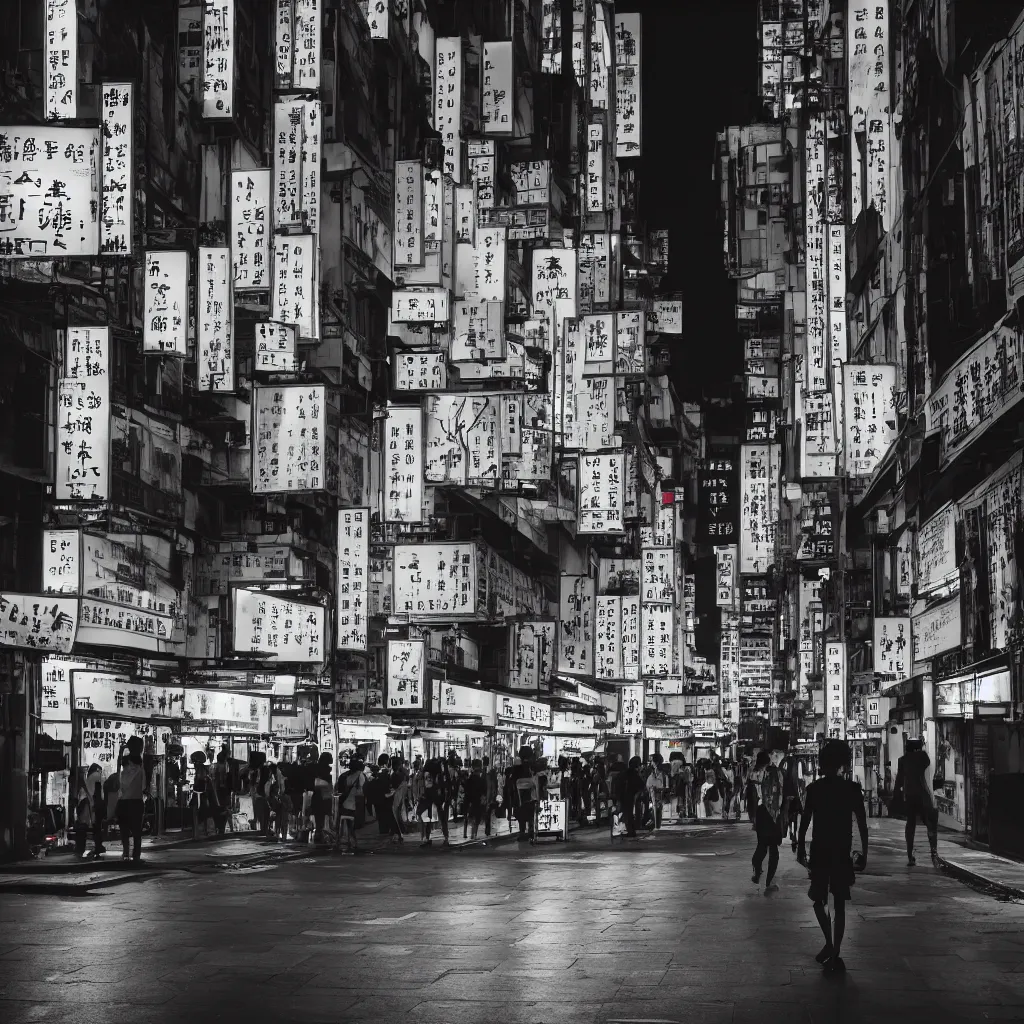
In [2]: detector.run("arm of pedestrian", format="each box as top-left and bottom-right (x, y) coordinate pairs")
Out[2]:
(797, 788), (812, 864)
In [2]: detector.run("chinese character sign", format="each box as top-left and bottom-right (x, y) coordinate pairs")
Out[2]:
(0, 594), (78, 654)
(100, 83), (133, 254)
(57, 327), (110, 501)
(337, 509), (368, 651)
(143, 251), (189, 355)
(201, 0), (234, 119)
(578, 453), (625, 533)
(557, 574), (595, 676)
(825, 641), (847, 740)
(394, 352), (446, 391)
(434, 38), (463, 182)
(641, 603), (673, 677)
(393, 543), (478, 619)
(614, 13), (641, 157)
(739, 443), (781, 574)
(873, 616), (910, 682)
(532, 247), (578, 337)
(650, 300), (681, 334)
(73, 672), (185, 720)
(45, 0), (77, 121)
(481, 41), (513, 135)
(42, 529), (80, 595)
(541, 1), (562, 74)
(365, 0), (388, 39)
(843, 364), (896, 477)
(393, 160), (424, 268)
(275, 0), (294, 85)
(387, 639), (426, 710)
(619, 684), (644, 735)
(697, 456), (738, 543)
(232, 588), (325, 663)
(716, 545), (736, 608)
(253, 385), (327, 493)
(293, 0), (320, 90)
(384, 405), (424, 523)
(232, 169), (270, 290)
(273, 101), (305, 228)
(197, 246), (233, 392)
(0, 126), (100, 257)
(255, 322), (298, 371)
(595, 596), (622, 679)
(271, 235), (318, 338)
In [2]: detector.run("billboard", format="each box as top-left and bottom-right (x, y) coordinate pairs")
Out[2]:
(100, 83), (133, 254)
(57, 327), (110, 501)
(252, 385), (327, 493)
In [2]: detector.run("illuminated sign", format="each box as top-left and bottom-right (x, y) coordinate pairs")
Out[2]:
(0, 594), (77, 654)
(201, 0), (234, 119)
(232, 588), (325, 663)
(384, 404), (424, 523)
(252, 384), (327, 493)
(0, 126), (100, 257)
(393, 543), (479, 619)
(337, 508), (369, 651)
(434, 37), (463, 181)
(232, 169), (271, 290)
(143, 251), (189, 355)
(45, 0), (77, 120)
(578, 453), (625, 533)
(57, 327), (110, 501)
(614, 13), (641, 157)
(197, 246), (233, 391)
(100, 83), (133, 254)
(387, 638), (426, 710)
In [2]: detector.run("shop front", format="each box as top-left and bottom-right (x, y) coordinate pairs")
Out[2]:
(495, 693), (552, 766)
(330, 715), (392, 768)
(547, 710), (604, 762)
(933, 666), (1011, 839)
(72, 670), (181, 838)
(424, 679), (497, 763)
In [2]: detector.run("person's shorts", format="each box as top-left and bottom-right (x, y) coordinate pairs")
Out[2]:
(416, 793), (446, 820)
(807, 842), (855, 902)
(755, 806), (783, 845)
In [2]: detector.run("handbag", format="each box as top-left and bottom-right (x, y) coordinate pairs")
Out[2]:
(931, 766), (946, 792)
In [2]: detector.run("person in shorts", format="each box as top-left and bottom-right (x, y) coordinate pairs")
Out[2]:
(335, 759), (365, 854)
(416, 756), (450, 847)
(797, 739), (869, 975)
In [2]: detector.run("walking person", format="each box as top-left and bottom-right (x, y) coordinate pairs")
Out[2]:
(751, 750), (784, 893)
(780, 754), (802, 850)
(893, 737), (939, 867)
(510, 747), (539, 842)
(74, 763), (105, 859)
(463, 759), (488, 842)
(416, 755), (450, 847)
(116, 736), (148, 864)
(484, 757), (499, 837)
(335, 758), (365, 855)
(797, 739), (869, 975)
(310, 752), (334, 844)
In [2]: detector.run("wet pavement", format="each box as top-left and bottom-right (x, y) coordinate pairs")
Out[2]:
(1, 819), (1023, 1023)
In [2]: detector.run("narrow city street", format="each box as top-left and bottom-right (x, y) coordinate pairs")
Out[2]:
(2, 821), (1024, 1024)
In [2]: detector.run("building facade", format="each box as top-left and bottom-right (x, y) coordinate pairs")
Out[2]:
(0, 0), (716, 860)
(716, 0), (1024, 850)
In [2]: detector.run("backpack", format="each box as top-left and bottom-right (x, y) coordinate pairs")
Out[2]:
(515, 772), (539, 804)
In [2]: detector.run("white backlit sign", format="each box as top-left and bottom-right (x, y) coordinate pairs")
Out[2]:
(143, 251), (189, 355)
(255, 322), (299, 371)
(393, 542), (479, 619)
(43, 530), (80, 595)
(0, 126), (100, 257)
(557, 574), (594, 677)
(45, 0), (77, 121)
(578, 453), (625, 533)
(337, 508), (369, 651)
(844, 364), (896, 477)
(387, 638), (426, 710)
(232, 169), (271, 290)
(100, 83), (133, 254)
(595, 595), (622, 680)
(393, 159), (424, 268)
(0, 594), (77, 654)
(272, 234), (318, 338)
(201, 0), (234, 119)
(614, 13), (641, 157)
(825, 641), (846, 740)
(641, 603), (673, 677)
(197, 246), (233, 391)
(232, 588), (325, 663)
(384, 404), (424, 523)
(253, 384), (327, 493)
(873, 616), (910, 683)
(57, 327), (110, 501)
(739, 443), (780, 574)
(434, 38), (463, 181)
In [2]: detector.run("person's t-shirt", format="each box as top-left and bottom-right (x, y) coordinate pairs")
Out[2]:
(336, 769), (363, 812)
(900, 750), (931, 801)
(282, 763), (305, 799)
(422, 758), (446, 797)
(805, 775), (865, 852)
